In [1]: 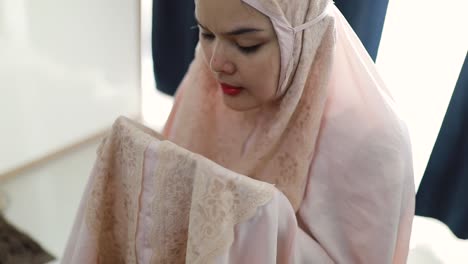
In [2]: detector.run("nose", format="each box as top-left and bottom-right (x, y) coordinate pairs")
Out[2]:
(210, 42), (236, 75)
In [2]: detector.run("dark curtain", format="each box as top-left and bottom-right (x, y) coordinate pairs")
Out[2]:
(333, 0), (389, 62)
(416, 54), (468, 239)
(152, 0), (389, 96)
(152, 0), (198, 96)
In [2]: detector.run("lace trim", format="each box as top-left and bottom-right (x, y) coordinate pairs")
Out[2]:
(149, 141), (195, 263)
(149, 141), (276, 263)
(84, 116), (276, 263)
(186, 158), (275, 264)
(84, 117), (152, 263)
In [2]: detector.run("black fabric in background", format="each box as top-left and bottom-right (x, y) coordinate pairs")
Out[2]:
(333, 0), (388, 61)
(416, 54), (468, 239)
(152, 0), (198, 96)
(151, 0), (389, 96)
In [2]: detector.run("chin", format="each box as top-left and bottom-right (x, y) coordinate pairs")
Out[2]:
(222, 95), (261, 112)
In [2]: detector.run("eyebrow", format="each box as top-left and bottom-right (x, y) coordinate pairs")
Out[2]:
(195, 18), (263, 36)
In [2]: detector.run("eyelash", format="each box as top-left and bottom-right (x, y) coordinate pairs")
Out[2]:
(200, 32), (262, 54)
(238, 44), (262, 54)
(201, 32), (215, 40)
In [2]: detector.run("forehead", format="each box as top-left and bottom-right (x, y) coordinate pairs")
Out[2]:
(195, 0), (271, 29)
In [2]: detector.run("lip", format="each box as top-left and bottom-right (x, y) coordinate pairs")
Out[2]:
(220, 83), (244, 96)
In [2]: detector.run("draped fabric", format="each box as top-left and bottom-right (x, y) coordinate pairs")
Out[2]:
(165, 0), (337, 212)
(63, 113), (413, 263)
(62, 117), (279, 263)
(151, 0), (389, 96)
(163, 1), (415, 262)
(60, 0), (419, 262)
(416, 54), (468, 239)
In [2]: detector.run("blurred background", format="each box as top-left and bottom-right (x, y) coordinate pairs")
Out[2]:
(0, 0), (467, 263)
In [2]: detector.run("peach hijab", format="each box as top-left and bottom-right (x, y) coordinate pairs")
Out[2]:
(165, 0), (335, 211)
(164, 0), (414, 216)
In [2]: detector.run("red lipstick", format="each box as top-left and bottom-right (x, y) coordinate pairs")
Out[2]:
(220, 83), (243, 96)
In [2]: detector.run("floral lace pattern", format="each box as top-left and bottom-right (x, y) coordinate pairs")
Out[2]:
(149, 142), (195, 263)
(85, 117), (152, 263)
(150, 141), (276, 263)
(186, 153), (275, 264)
(82, 117), (276, 263)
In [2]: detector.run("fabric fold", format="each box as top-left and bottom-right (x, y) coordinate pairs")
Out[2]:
(62, 116), (278, 263)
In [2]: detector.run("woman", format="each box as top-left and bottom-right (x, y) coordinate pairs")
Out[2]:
(63, 0), (415, 263)
(163, 0), (415, 262)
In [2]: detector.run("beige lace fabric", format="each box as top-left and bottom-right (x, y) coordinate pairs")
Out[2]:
(61, 116), (276, 263)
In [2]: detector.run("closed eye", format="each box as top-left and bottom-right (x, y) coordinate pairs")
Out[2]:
(201, 32), (215, 40)
(199, 27), (263, 55)
(237, 44), (262, 54)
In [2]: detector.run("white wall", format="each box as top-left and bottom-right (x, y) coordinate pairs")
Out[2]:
(376, 0), (468, 189)
(0, 0), (141, 174)
(140, 0), (174, 132)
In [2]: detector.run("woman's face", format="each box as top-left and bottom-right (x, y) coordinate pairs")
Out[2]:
(195, 0), (281, 111)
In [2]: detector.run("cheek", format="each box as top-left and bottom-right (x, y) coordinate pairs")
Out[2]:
(242, 64), (276, 101)
(269, 47), (281, 85)
(250, 51), (280, 99)
(201, 42), (213, 65)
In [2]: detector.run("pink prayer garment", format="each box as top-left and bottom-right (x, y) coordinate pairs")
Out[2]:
(164, 0), (415, 262)
(62, 0), (415, 263)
